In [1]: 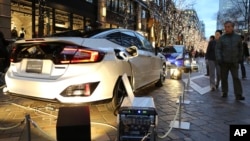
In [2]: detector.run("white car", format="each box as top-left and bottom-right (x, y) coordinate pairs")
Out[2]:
(4, 28), (166, 108)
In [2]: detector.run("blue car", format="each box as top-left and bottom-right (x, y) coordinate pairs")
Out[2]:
(161, 45), (192, 79)
(161, 45), (186, 68)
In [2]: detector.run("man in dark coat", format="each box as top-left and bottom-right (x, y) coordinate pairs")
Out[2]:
(215, 21), (244, 100)
(239, 35), (249, 79)
(0, 31), (10, 73)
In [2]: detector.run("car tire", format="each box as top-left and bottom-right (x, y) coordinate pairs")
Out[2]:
(108, 77), (127, 115)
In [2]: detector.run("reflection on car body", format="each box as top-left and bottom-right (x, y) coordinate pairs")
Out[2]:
(4, 28), (166, 109)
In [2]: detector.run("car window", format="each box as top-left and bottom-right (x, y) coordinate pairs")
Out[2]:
(135, 32), (153, 52)
(11, 42), (73, 64)
(120, 31), (143, 49)
(104, 32), (122, 46)
(163, 46), (176, 54)
(173, 46), (184, 53)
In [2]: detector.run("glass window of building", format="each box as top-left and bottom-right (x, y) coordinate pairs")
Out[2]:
(119, 0), (125, 14)
(73, 14), (84, 30)
(107, 0), (111, 10)
(112, 0), (118, 12)
(11, 2), (32, 39)
(55, 9), (70, 33)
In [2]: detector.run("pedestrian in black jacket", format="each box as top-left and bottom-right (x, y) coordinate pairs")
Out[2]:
(206, 30), (222, 91)
(239, 35), (249, 79)
(215, 21), (245, 100)
(205, 36), (215, 76)
(0, 31), (10, 73)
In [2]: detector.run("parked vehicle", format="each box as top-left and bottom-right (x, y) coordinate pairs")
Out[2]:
(160, 45), (198, 79)
(4, 28), (166, 109)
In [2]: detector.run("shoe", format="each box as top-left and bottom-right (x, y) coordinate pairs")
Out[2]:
(242, 76), (246, 79)
(221, 93), (227, 98)
(205, 74), (209, 76)
(236, 96), (245, 100)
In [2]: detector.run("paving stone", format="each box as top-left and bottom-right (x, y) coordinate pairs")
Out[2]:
(0, 59), (250, 140)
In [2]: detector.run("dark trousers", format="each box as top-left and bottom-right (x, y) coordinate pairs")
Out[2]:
(220, 63), (243, 97)
(239, 61), (246, 78)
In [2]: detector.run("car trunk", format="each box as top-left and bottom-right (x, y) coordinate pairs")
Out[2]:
(9, 41), (74, 80)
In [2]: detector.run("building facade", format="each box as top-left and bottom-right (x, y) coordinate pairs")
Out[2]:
(1, 0), (150, 39)
(1, 0), (204, 48)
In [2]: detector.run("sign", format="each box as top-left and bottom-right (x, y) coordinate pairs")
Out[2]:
(230, 125), (250, 141)
(26, 60), (43, 73)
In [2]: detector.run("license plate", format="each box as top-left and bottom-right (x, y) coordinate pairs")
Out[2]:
(26, 60), (43, 73)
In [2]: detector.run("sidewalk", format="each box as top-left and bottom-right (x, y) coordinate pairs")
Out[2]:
(0, 63), (250, 141)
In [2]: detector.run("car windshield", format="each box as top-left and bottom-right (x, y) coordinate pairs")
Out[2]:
(163, 46), (183, 53)
(173, 46), (184, 53)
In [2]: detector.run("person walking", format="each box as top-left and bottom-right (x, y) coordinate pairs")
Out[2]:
(205, 36), (215, 76)
(205, 35), (216, 90)
(215, 21), (245, 100)
(205, 30), (222, 91)
(239, 35), (249, 79)
(0, 31), (10, 73)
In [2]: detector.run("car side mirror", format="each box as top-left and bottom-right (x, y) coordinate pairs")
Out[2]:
(126, 46), (138, 57)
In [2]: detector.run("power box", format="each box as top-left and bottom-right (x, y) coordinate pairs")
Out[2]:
(56, 106), (91, 141)
(117, 106), (157, 141)
(118, 74), (158, 141)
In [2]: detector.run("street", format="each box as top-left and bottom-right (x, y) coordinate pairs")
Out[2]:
(0, 58), (250, 141)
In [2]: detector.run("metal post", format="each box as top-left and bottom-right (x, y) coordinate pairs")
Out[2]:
(25, 114), (31, 141)
(184, 70), (193, 92)
(171, 95), (190, 130)
(178, 96), (182, 127)
(187, 71), (190, 87)
(182, 81), (186, 104)
(176, 70), (191, 104)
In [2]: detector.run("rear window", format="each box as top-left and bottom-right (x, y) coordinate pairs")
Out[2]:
(11, 42), (77, 64)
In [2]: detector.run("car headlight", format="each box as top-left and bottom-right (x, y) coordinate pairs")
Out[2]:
(184, 60), (190, 66)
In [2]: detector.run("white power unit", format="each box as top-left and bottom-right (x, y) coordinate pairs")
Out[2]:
(117, 74), (158, 141)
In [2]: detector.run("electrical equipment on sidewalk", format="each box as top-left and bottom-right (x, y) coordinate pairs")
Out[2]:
(117, 74), (158, 141)
(118, 106), (157, 141)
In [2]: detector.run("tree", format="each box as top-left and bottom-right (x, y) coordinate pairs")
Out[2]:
(218, 0), (250, 33)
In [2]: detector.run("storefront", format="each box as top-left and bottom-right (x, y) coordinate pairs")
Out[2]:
(7, 0), (153, 41)
(10, 0), (97, 38)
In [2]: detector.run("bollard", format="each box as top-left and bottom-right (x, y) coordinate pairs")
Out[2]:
(178, 96), (182, 128)
(184, 70), (193, 92)
(25, 114), (31, 141)
(171, 96), (190, 130)
(176, 74), (191, 105)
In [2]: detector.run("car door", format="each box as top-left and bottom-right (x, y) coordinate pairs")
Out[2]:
(120, 31), (150, 89)
(135, 32), (162, 83)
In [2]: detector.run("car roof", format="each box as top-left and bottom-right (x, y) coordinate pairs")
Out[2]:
(14, 28), (142, 45)
(48, 28), (137, 38)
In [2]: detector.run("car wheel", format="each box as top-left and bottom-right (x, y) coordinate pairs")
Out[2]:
(155, 64), (166, 87)
(108, 77), (127, 115)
